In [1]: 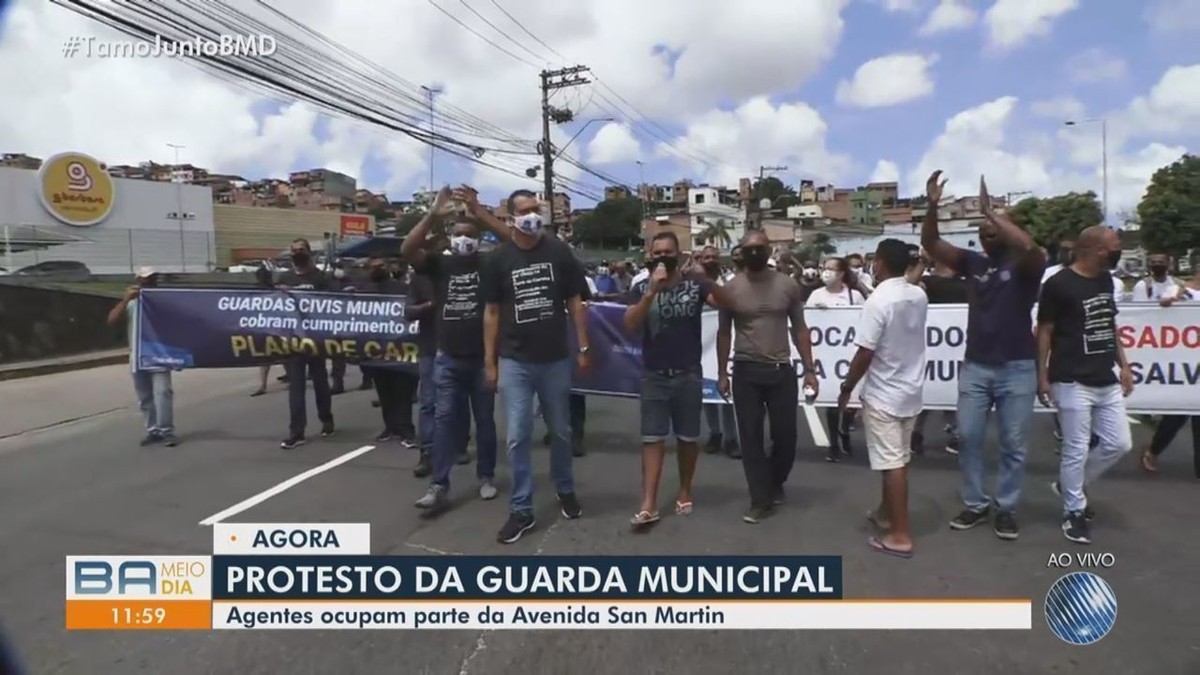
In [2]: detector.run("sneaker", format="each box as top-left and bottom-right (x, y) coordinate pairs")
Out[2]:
(993, 511), (1019, 540)
(413, 453), (432, 479)
(414, 484), (449, 511)
(479, 479), (498, 501)
(320, 422), (335, 438)
(1061, 511), (1091, 544)
(280, 435), (306, 450)
(1050, 481), (1096, 521)
(160, 433), (179, 448)
(742, 506), (771, 524)
(772, 487), (785, 506)
(557, 492), (582, 519)
(139, 432), (161, 447)
(399, 437), (418, 450)
(945, 434), (960, 455)
(371, 399), (381, 408)
(456, 450), (471, 466)
(374, 430), (393, 443)
(704, 435), (722, 455)
(497, 512), (536, 544)
(949, 507), (989, 530)
(824, 449), (840, 463)
(571, 439), (586, 458)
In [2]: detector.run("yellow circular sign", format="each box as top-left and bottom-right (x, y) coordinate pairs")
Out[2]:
(38, 152), (116, 226)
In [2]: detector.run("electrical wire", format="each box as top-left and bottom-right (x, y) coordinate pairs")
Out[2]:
(425, 0), (541, 69)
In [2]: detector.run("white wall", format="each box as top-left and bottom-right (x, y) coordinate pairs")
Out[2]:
(0, 167), (215, 275)
(827, 229), (981, 257)
(787, 204), (823, 219)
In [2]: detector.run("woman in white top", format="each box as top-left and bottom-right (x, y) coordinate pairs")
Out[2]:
(806, 257), (866, 461)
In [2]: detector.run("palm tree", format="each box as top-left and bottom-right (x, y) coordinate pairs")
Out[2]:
(700, 219), (734, 249)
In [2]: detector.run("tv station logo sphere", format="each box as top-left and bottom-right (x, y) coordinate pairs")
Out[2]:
(1044, 571), (1118, 645)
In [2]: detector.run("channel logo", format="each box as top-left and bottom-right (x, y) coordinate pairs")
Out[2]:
(66, 556), (211, 599)
(1044, 571), (1117, 645)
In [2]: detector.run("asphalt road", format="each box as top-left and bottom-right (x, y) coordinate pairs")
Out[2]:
(0, 364), (1197, 675)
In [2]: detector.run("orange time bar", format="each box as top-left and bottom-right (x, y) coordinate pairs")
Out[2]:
(66, 599), (211, 630)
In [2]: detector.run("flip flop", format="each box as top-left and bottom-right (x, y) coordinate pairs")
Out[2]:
(630, 511), (660, 527)
(675, 500), (693, 516)
(868, 536), (913, 559)
(866, 511), (891, 531)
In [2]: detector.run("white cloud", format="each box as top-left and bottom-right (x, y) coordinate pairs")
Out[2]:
(1065, 48), (1128, 84)
(586, 123), (641, 165)
(1030, 96), (1085, 120)
(657, 97), (850, 188)
(984, 0), (1079, 50)
(919, 0), (977, 36)
(870, 159), (900, 185)
(1121, 64), (1200, 138)
(881, 0), (922, 12)
(1144, 0), (1200, 34)
(835, 53), (939, 108)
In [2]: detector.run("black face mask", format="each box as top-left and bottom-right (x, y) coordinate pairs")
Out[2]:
(1106, 250), (1122, 269)
(1150, 264), (1168, 277)
(743, 247), (769, 272)
(368, 268), (388, 282)
(291, 251), (311, 267)
(651, 255), (679, 273)
(702, 261), (720, 277)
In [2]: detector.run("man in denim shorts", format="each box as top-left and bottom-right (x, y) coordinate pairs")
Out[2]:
(623, 232), (728, 528)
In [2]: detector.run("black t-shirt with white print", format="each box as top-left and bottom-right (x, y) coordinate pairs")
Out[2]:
(480, 236), (585, 363)
(415, 252), (487, 358)
(1037, 268), (1120, 387)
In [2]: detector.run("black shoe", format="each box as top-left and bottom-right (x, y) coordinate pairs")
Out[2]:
(456, 450), (471, 465)
(772, 487), (785, 506)
(825, 448), (840, 463)
(497, 512), (536, 544)
(1061, 511), (1091, 544)
(704, 435), (722, 454)
(276, 375), (289, 383)
(320, 422), (335, 438)
(945, 434), (960, 455)
(399, 437), (418, 450)
(557, 492), (582, 519)
(330, 384), (346, 396)
(160, 434), (179, 448)
(949, 507), (990, 530)
(993, 511), (1019, 541)
(280, 435), (306, 450)
(371, 399), (381, 408)
(357, 381), (372, 391)
(725, 442), (742, 460)
(139, 432), (161, 447)
(742, 506), (771, 524)
(413, 453), (432, 478)
(374, 430), (393, 443)
(571, 438), (586, 458)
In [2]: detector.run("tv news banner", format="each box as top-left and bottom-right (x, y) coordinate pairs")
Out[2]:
(67, 525), (1031, 631)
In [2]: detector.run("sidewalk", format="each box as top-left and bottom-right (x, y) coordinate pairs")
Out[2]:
(0, 349), (129, 382)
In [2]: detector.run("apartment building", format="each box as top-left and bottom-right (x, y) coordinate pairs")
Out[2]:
(688, 185), (745, 249)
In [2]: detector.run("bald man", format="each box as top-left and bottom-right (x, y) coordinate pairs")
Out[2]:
(1037, 225), (1134, 546)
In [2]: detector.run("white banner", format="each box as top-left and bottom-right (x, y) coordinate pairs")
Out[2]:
(699, 303), (1200, 415)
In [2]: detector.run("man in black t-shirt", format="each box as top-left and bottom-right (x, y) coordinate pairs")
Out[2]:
(482, 189), (592, 544)
(275, 238), (336, 449)
(407, 266), (440, 471)
(359, 256), (417, 447)
(913, 257), (966, 454)
(1037, 225), (1134, 546)
(401, 185), (509, 514)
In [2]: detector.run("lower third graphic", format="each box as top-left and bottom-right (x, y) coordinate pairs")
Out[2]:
(1044, 571), (1117, 645)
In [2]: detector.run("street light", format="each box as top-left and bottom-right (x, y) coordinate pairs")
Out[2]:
(1064, 118), (1108, 225)
(166, 143), (193, 272)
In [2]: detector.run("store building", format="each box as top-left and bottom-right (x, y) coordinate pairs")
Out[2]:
(212, 206), (374, 267)
(0, 152), (215, 275)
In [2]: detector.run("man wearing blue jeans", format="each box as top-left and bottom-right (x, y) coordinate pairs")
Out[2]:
(483, 189), (592, 544)
(402, 185), (506, 513)
(108, 267), (178, 447)
(1038, 225), (1133, 545)
(921, 172), (1045, 540)
(407, 267), (447, 473)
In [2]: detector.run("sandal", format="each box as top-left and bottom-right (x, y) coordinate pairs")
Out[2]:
(630, 511), (660, 527)
(675, 500), (693, 516)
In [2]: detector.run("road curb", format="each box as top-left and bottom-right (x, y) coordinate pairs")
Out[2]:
(0, 352), (129, 382)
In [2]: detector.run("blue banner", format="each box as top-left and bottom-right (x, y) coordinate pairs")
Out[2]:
(211, 555), (843, 600)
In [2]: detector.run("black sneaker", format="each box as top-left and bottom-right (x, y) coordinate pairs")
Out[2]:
(413, 453), (432, 478)
(280, 435), (306, 450)
(825, 449), (840, 463)
(571, 438), (586, 458)
(1062, 511), (1091, 544)
(945, 434), (960, 455)
(772, 487), (785, 506)
(1050, 481), (1095, 521)
(371, 399), (381, 408)
(160, 434), (179, 448)
(704, 435), (722, 454)
(320, 422), (335, 438)
(742, 506), (771, 524)
(993, 511), (1019, 541)
(456, 450), (471, 465)
(557, 492), (582, 519)
(374, 430), (393, 443)
(139, 432), (161, 447)
(497, 512), (536, 544)
(399, 437), (418, 450)
(949, 507), (989, 530)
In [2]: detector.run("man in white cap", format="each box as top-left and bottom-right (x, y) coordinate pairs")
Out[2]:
(107, 267), (177, 446)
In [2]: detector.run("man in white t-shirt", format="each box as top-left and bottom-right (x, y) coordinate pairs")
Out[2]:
(1130, 252), (1180, 301)
(838, 239), (928, 558)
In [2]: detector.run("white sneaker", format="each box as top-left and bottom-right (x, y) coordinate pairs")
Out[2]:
(479, 479), (498, 501)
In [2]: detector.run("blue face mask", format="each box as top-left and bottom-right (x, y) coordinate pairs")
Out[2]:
(512, 212), (543, 235)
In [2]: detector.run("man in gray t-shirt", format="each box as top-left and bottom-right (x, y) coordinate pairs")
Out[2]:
(716, 231), (818, 523)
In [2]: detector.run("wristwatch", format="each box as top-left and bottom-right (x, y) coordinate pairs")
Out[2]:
(578, 345), (591, 355)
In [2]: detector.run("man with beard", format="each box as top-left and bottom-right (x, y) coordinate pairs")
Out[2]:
(922, 173), (1044, 541)
(276, 239), (336, 449)
(401, 186), (506, 513)
(696, 245), (739, 458)
(717, 230), (819, 524)
(483, 189), (592, 543)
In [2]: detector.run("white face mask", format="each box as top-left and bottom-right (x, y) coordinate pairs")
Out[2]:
(512, 212), (543, 235)
(333, 268), (345, 280)
(820, 270), (839, 286)
(802, 267), (818, 280)
(450, 235), (479, 256)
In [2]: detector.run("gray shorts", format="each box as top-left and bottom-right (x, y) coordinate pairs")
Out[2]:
(640, 369), (703, 443)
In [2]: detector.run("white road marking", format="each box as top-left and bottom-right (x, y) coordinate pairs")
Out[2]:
(805, 404), (830, 447)
(198, 445), (376, 526)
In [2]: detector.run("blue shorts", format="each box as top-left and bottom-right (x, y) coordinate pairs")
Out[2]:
(640, 369), (703, 443)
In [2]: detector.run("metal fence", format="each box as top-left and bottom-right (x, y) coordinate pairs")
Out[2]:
(1, 224), (216, 277)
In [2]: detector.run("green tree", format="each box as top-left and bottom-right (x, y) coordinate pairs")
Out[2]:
(1007, 192), (1102, 244)
(751, 176), (800, 209)
(573, 198), (644, 248)
(790, 232), (836, 264)
(1137, 154), (1200, 256)
(698, 219), (734, 249)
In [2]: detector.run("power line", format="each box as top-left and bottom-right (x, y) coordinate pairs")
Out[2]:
(455, 0), (546, 64)
(488, 0), (568, 62)
(424, 0), (541, 69)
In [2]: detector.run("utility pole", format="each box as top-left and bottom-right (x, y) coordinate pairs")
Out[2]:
(167, 143), (187, 272)
(753, 165), (787, 229)
(540, 66), (590, 229)
(421, 85), (442, 190)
